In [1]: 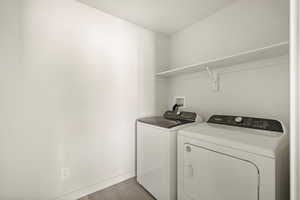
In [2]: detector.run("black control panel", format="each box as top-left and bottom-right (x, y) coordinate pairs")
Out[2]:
(207, 115), (283, 132)
(163, 111), (197, 122)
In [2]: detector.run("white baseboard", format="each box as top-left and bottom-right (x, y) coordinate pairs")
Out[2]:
(54, 171), (135, 200)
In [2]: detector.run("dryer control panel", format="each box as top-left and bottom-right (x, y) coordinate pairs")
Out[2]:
(207, 115), (283, 132)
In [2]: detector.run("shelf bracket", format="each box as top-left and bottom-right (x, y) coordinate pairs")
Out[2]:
(206, 67), (219, 92)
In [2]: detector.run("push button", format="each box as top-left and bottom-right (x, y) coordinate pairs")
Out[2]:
(234, 116), (243, 123)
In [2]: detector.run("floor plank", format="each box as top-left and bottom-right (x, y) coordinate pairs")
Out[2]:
(78, 178), (156, 200)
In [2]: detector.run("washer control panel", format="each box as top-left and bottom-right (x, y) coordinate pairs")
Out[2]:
(207, 115), (283, 133)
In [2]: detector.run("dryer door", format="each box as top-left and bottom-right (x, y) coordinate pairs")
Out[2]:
(183, 144), (259, 200)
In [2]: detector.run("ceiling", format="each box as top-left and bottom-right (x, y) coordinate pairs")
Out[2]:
(78, 0), (236, 35)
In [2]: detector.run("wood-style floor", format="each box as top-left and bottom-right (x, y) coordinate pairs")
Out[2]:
(78, 178), (156, 200)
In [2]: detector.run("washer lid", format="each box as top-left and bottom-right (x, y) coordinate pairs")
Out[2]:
(138, 117), (192, 129)
(179, 123), (288, 158)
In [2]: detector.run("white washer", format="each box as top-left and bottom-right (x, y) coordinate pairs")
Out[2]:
(137, 111), (202, 200)
(178, 115), (289, 200)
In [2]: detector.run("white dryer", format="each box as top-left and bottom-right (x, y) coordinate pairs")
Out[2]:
(178, 115), (289, 200)
(137, 111), (202, 200)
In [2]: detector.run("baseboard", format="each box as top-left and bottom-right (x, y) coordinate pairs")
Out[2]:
(54, 171), (135, 200)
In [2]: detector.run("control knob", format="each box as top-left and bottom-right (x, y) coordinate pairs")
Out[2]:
(234, 116), (243, 123)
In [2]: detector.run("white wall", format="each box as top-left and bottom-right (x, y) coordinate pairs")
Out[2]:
(168, 56), (289, 125)
(0, 0), (25, 199)
(0, 0), (168, 199)
(168, 0), (290, 126)
(171, 0), (289, 67)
